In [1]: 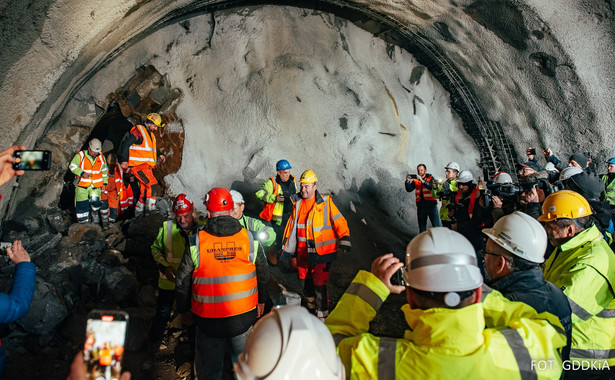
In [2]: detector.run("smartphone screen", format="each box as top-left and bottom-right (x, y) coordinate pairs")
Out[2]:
(12, 150), (51, 170)
(83, 310), (128, 380)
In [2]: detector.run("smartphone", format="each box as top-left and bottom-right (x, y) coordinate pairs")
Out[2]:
(83, 310), (129, 380)
(528, 148), (536, 155)
(391, 267), (406, 286)
(0, 242), (10, 254)
(407, 174), (418, 179)
(12, 150), (51, 171)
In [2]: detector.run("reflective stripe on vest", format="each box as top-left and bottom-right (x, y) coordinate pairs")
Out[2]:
(76, 151), (105, 188)
(283, 195), (340, 256)
(414, 175), (438, 202)
(128, 125), (157, 167)
(378, 338), (397, 380)
(346, 282), (384, 311)
(164, 220), (182, 265)
(191, 228), (257, 318)
(500, 328), (538, 380)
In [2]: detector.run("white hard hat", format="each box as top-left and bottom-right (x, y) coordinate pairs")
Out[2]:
(235, 306), (344, 380)
(482, 211), (547, 263)
(457, 170), (474, 184)
(89, 138), (102, 153)
(230, 189), (245, 204)
(403, 227), (482, 294)
(559, 166), (583, 181)
(445, 162), (460, 172)
(494, 172), (513, 184)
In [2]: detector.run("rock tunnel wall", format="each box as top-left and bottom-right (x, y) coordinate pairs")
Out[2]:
(0, 0), (614, 230)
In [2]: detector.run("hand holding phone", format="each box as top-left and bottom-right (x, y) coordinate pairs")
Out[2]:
(0, 145), (26, 186)
(12, 150), (51, 171)
(83, 310), (129, 380)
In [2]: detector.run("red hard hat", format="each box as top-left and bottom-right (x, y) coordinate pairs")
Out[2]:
(205, 187), (233, 212)
(173, 194), (193, 215)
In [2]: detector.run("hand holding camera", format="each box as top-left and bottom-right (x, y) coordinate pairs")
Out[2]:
(371, 253), (406, 294)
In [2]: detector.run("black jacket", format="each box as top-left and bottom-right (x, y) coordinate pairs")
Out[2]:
(488, 267), (572, 361)
(175, 215), (270, 338)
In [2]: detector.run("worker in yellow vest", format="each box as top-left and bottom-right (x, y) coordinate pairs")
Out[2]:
(256, 159), (296, 248)
(119, 113), (166, 216)
(68, 138), (108, 224)
(327, 228), (566, 379)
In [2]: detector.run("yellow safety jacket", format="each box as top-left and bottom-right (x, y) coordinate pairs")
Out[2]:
(602, 174), (615, 207)
(281, 191), (350, 264)
(255, 176), (295, 225)
(151, 219), (204, 290)
(326, 271), (566, 379)
(437, 179), (458, 222)
(543, 225), (615, 366)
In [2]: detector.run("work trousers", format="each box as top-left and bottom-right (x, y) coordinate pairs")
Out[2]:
(75, 186), (102, 223)
(195, 326), (250, 380)
(417, 203), (441, 232)
(149, 289), (175, 344)
(131, 163), (158, 213)
(299, 262), (331, 319)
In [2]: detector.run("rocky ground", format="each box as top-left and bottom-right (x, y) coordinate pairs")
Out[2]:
(0, 190), (411, 379)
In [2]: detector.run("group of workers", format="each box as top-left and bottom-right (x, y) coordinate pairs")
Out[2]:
(63, 118), (615, 380)
(68, 112), (165, 226)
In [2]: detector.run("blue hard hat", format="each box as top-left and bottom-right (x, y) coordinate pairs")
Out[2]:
(607, 157), (615, 165)
(276, 159), (292, 170)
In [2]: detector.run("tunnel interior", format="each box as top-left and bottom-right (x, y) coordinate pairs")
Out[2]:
(0, 0), (614, 378)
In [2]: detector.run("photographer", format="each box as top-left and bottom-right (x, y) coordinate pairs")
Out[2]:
(487, 172), (518, 222)
(0, 145), (36, 375)
(449, 171), (492, 254)
(436, 162), (460, 229)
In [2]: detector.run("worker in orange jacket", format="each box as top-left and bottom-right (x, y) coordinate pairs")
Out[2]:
(118, 113), (166, 216)
(100, 153), (124, 226)
(280, 170), (351, 319)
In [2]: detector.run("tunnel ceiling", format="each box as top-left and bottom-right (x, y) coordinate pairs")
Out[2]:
(0, 0), (614, 219)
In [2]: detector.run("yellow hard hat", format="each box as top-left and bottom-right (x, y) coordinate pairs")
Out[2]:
(537, 190), (593, 222)
(299, 170), (318, 183)
(146, 113), (165, 127)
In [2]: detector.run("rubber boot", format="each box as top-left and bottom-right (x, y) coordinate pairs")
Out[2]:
(91, 211), (100, 225)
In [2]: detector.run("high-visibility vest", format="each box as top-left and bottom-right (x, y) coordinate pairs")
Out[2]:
(327, 271), (566, 379)
(128, 124), (157, 167)
(152, 220), (202, 290)
(191, 229), (257, 318)
(282, 193), (350, 260)
(259, 177), (282, 222)
(456, 187), (480, 218)
(119, 183), (133, 213)
(543, 225), (615, 366)
(413, 175), (438, 202)
(75, 151), (106, 188)
(602, 174), (615, 206)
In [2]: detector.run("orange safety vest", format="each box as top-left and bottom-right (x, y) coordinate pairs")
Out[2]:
(414, 176), (438, 202)
(259, 177), (280, 222)
(119, 184), (133, 214)
(76, 151), (106, 188)
(128, 124), (157, 167)
(282, 193), (350, 258)
(191, 229), (257, 318)
(455, 187), (480, 218)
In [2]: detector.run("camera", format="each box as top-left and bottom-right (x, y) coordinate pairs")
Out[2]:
(390, 267), (406, 286)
